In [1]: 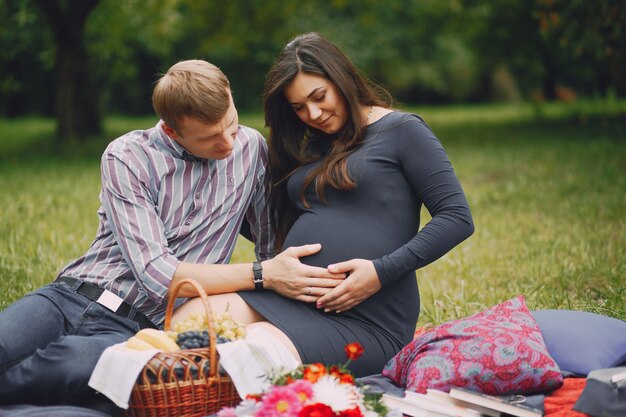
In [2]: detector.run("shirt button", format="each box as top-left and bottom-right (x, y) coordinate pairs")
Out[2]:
(184, 221), (190, 226)
(229, 177), (235, 184)
(195, 193), (200, 199)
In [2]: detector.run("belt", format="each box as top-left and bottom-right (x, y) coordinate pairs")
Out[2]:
(56, 277), (157, 329)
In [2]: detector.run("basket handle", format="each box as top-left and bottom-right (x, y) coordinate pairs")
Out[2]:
(163, 278), (219, 378)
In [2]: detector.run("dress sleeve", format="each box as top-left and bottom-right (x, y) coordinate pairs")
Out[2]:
(100, 149), (180, 303)
(245, 131), (275, 261)
(372, 116), (474, 287)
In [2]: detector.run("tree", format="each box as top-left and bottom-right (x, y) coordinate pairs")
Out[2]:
(0, 0), (182, 142)
(33, 0), (102, 142)
(0, 1), (55, 117)
(169, 0), (481, 106)
(465, 0), (626, 100)
(536, 0), (626, 96)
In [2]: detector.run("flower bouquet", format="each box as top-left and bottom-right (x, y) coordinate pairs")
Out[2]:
(217, 343), (400, 417)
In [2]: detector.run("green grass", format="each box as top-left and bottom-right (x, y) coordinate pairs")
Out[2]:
(1, 100), (624, 326)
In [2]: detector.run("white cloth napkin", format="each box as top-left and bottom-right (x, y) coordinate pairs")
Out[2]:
(216, 327), (300, 398)
(88, 342), (159, 409)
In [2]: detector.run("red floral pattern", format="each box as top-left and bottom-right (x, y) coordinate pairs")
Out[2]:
(382, 295), (563, 395)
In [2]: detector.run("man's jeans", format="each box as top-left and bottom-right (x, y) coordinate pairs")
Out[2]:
(0, 281), (141, 405)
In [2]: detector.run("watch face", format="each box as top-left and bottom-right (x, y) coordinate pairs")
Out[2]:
(253, 261), (263, 290)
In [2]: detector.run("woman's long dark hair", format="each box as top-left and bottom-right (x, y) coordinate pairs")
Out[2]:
(263, 32), (392, 251)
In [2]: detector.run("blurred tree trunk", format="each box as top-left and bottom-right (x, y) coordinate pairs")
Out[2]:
(539, 47), (558, 101)
(34, 0), (101, 143)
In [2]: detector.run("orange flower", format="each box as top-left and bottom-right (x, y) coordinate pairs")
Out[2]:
(302, 363), (327, 383)
(328, 365), (355, 385)
(344, 343), (364, 361)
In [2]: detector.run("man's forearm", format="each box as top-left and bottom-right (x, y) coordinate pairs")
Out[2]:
(170, 261), (256, 297)
(169, 244), (345, 301)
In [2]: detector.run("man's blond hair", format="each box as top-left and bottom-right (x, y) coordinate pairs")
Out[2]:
(152, 60), (231, 132)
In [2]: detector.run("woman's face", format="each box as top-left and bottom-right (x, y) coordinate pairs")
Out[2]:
(283, 72), (349, 135)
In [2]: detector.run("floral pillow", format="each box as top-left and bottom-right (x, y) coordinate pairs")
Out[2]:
(382, 295), (563, 395)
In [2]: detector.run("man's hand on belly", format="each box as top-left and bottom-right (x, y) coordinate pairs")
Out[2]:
(316, 259), (382, 313)
(263, 244), (346, 302)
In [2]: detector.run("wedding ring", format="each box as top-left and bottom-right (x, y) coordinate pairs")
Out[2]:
(307, 287), (311, 296)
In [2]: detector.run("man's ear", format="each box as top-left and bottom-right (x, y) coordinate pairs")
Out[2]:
(161, 122), (180, 139)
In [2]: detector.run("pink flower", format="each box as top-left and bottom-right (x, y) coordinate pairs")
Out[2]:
(289, 379), (314, 403)
(257, 385), (304, 417)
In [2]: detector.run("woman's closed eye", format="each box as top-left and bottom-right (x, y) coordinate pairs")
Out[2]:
(313, 93), (325, 102)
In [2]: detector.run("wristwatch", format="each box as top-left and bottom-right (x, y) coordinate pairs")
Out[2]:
(252, 261), (264, 291)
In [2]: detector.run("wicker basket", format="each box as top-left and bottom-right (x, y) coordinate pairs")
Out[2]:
(126, 278), (241, 417)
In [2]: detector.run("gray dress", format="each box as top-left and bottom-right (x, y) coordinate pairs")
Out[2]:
(239, 112), (474, 376)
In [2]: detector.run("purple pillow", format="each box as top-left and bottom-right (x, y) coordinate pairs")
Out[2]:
(382, 296), (563, 395)
(532, 310), (626, 376)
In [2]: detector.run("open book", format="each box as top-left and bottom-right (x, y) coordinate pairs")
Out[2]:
(448, 388), (542, 417)
(382, 392), (459, 417)
(382, 390), (495, 417)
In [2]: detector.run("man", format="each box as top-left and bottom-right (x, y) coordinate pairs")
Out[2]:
(0, 60), (341, 413)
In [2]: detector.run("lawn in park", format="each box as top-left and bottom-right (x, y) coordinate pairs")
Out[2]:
(1, 99), (624, 325)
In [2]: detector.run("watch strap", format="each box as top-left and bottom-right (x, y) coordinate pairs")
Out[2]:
(252, 261), (263, 291)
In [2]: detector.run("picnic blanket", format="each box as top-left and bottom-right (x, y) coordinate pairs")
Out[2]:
(544, 377), (590, 417)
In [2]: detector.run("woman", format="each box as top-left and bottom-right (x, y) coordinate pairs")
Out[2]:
(240, 32), (474, 376)
(175, 32), (474, 377)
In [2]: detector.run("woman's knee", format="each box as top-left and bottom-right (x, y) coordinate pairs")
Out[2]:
(246, 321), (302, 363)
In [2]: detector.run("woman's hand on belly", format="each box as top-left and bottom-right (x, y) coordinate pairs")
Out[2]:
(316, 259), (382, 313)
(263, 243), (346, 302)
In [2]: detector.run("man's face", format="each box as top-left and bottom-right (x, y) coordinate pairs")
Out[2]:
(163, 98), (239, 160)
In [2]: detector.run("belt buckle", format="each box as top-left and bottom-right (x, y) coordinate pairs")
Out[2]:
(97, 289), (124, 313)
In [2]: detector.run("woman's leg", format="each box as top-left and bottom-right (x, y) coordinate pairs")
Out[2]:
(247, 321), (301, 362)
(172, 293), (264, 325)
(171, 293), (301, 362)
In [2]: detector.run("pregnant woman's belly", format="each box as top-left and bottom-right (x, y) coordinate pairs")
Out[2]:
(282, 206), (420, 345)
(283, 207), (409, 268)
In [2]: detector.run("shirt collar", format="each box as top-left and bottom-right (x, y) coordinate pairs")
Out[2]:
(152, 121), (204, 162)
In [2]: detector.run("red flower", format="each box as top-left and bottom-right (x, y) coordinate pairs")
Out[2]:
(339, 373), (354, 385)
(344, 343), (364, 361)
(245, 393), (262, 402)
(329, 366), (342, 378)
(298, 403), (334, 417)
(337, 407), (363, 417)
(302, 363), (327, 383)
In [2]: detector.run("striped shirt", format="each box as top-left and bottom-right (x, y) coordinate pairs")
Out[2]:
(58, 122), (274, 326)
